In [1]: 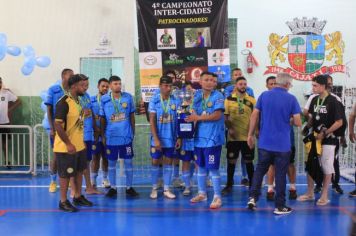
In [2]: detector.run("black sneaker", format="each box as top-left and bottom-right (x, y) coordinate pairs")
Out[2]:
(59, 200), (78, 212)
(289, 189), (298, 200)
(221, 185), (232, 196)
(266, 191), (275, 201)
(241, 178), (249, 187)
(332, 184), (344, 194)
(349, 189), (356, 197)
(73, 195), (93, 207)
(126, 187), (139, 197)
(106, 188), (118, 198)
(247, 197), (256, 210)
(274, 206), (292, 215)
(314, 185), (322, 194)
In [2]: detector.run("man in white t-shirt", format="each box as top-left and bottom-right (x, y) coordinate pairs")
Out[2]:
(0, 77), (21, 167)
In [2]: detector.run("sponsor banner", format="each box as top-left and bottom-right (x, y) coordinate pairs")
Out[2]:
(139, 52), (162, 70)
(161, 50), (207, 67)
(141, 85), (160, 102)
(208, 65), (231, 83)
(207, 48), (230, 67)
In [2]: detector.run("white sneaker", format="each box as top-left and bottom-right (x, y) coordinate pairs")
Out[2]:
(163, 190), (176, 199)
(183, 187), (191, 196)
(173, 178), (184, 188)
(210, 196), (222, 209)
(150, 188), (158, 199)
(102, 179), (111, 188)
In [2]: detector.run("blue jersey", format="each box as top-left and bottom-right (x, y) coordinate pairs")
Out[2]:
(149, 93), (179, 148)
(80, 92), (93, 141)
(100, 92), (136, 146)
(192, 90), (225, 147)
(45, 84), (66, 118)
(224, 85), (254, 98)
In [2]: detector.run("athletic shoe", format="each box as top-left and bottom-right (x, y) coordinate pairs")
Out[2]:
(105, 188), (117, 198)
(59, 200), (78, 212)
(183, 187), (191, 196)
(314, 185), (322, 194)
(247, 197), (256, 210)
(273, 206), (292, 215)
(173, 178), (184, 188)
(289, 189), (298, 200)
(221, 185), (232, 196)
(150, 188), (158, 199)
(266, 191), (275, 201)
(349, 189), (356, 197)
(210, 196), (222, 209)
(163, 190), (176, 199)
(190, 193), (207, 203)
(241, 178), (249, 187)
(49, 181), (57, 193)
(126, 187), (139, 197)
(332, 184), (344, 194)
(73, 195), (93, 207)
(102, 179), (111, 188)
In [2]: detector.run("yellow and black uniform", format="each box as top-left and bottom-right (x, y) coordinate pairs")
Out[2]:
(54, 95), (87, 178)
(224, 93), (256, 161)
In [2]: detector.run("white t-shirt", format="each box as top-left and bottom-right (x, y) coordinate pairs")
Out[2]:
(0, 89), (18, 124)
(304, 92), (342, 111)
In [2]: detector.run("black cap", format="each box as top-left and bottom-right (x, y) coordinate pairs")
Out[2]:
(313, 74), (328, 86)
(68, 74), (88, 87)
(159, 75), (172, 85)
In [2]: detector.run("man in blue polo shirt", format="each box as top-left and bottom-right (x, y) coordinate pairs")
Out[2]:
(246, 72), (301, 215)
(149, 75), (179, 199)
(186, 71), (225, 209)
(100, 75), (138, 198)
(45, 68), (73, 193)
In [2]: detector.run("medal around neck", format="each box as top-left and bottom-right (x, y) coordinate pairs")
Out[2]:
(174, 88), (195, 139)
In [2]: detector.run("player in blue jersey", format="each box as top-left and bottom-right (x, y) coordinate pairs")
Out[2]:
(45, 68), (73, 193)
(100, 75), (138, 198)
(149, 75), (180, 199)
(186, 71), (225, 209)
(90, 78), (110, 188)
(79, 76), (101, 195)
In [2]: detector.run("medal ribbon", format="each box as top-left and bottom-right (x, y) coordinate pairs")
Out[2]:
(160, 94), (171, 114)
(316, 95), (328, 115)
(202, 93), (211, 111)
(111, 92), (122, 114)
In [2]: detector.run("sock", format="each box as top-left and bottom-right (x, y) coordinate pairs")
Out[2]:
(290, 183), (296, 190)
(210, 169), (221, 197)
(124, 159), (133, 188)
(268, 184), (274, 192)
(245, 162), (254, 185)
(50, 174), (57, 182)
(163, 165), (173, 191)
(182, 170), (190, 188)
(158, 164), (163, 180)
(108, 160), (117, 188)
(151, 165), (159, 189)
(227, 163), (236, 186)
(173, 164), (180, 179)
(241, 158), (247, 179)
(90, 172), (98, 185)
(197, 166), (207, 194)
(103, 171), (108, 180)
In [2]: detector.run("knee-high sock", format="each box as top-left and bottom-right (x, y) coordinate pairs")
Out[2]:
(210, 169), (221, 197)
(245, 162), (255, 185)
(190, 161), (195, 178)
(90, 172), (98, 185)
(50, 174), (57, 182)
(182, 170), (190, 188)
(163, 165), (173, 191)
(151, 165), (159, 188)
(103, 171), (108, 180)
(108, 160), (117, 188)
(173, 164), (180, 178)
(124, 159), (133, 188)
(158, 164), (163, 179)
(197, 166), (207, 194)
(241, 158), (247, 178)
(227, 163), (236, 186)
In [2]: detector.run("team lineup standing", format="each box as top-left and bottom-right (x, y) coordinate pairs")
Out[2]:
(47, 69), (355, 213)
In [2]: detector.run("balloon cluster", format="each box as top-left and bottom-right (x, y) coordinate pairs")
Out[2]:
(0, 33), (51, 76)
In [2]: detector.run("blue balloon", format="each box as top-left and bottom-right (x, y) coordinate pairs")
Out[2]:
(23, 45), (35, 57)
(24, 56), (36, 68)
(0, 45), (6, 61)
(21, 64), (34, 76)
(0, 33), (7, 45)
(40, 90), (48, 101)
(36, 56), (51, 67)
(7, 46), (21, 56)
(41, 102), (47, 112)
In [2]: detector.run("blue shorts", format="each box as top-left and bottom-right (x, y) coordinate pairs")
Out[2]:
(194, 146), (222, 170)
(106, 143), (134, 161)
(91, 141), (106, 157)
(150, 147), (175, 160)
(85, 141), (93, 161)
(179, 150), (194, 162)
